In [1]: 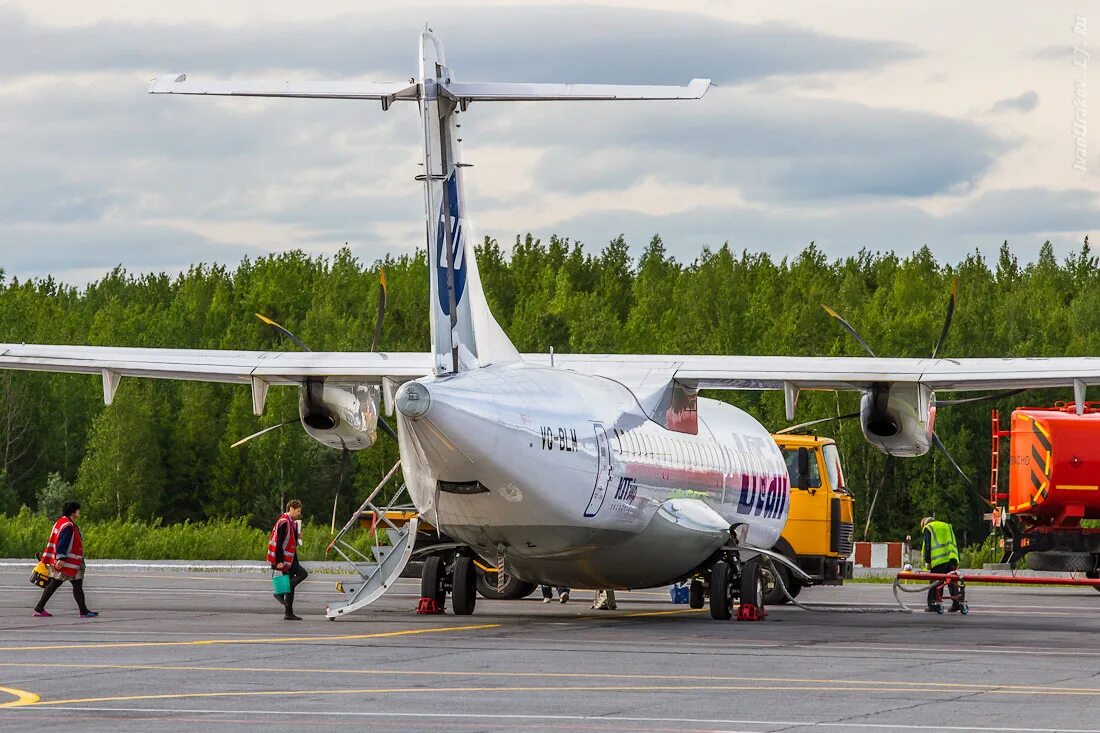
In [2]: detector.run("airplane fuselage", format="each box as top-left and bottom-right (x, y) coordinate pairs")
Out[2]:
(397, 362), (789, 589)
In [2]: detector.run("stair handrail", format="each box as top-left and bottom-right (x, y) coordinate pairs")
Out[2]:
(326, 459), (402, 553)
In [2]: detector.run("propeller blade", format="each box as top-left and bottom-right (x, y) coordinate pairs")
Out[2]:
(775, 412), (860, 435)
(370, 268), (388, 353)
(863, 455), (892, 540)
(932, 431), (995, 507)
(330, 440), (350, 533)
(931, 431), (970, 484)
(378, 415), (399, 442)
(820, 304), (876, 357)
(230, 419), (297, 448)
(935, 388), (1028, 407)
(255, 313), (311, 352)
(931, 277), (958, 360)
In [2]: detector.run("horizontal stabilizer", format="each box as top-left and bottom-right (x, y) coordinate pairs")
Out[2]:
(148, 75), (420, 106)
(441, 78), (711, 102)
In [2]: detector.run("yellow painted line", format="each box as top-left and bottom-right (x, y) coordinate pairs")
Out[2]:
(1059, 485), (1099, 491)
(4, 662), (1100, 694)
(621, 608), (706, 618)
(0, 624), (499, 653)
(0, 686), (39, 708)
(21, 682), (1100, 708)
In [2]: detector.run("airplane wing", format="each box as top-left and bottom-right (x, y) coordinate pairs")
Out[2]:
(533, 353), (1100, 421)
(0, 343), (433, 412)
(3, 344), (1095, 418)
(536, 354), (1100, 392)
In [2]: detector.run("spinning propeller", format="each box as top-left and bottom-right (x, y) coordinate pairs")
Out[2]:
(781, 279), (1019, 517)
(232, 268), (396, 448)
(233, 269), (395, 530)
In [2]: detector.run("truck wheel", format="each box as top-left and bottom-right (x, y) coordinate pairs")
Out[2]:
(689, 579), (705, 609)
(451, 557), (477, 615)
(1087, 568), (1100, 593)
(763, 564), (792, 605)
(1027, 551), (1096, 573)
(740, 558), (765, 611)
(709, 561), (733, 620)
(475, 569), (537, 600)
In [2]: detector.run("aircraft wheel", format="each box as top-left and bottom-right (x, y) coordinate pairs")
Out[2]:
(421, 555), (447, 610)
(689, 579), (705, 609)
(709, 561), (733, 620)
(740, 558), (766, 611)
(960, 603), (969, 615)
(451, 556), (477, 616)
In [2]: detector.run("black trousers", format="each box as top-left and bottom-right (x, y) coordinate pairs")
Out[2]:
(928, 559), (960, 608)
(36, 578), (89, 615)
(282, 559), (309, 614)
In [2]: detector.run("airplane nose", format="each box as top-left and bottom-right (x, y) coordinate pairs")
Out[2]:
(396, 381), (431, 418)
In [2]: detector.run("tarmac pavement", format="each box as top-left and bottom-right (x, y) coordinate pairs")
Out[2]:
(1, 565), (1100, 732)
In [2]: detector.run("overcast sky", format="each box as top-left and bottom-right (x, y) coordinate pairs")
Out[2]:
(2, 1), (1096, 283)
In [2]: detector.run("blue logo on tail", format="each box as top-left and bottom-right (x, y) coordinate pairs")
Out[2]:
(436, 172), (467, 316)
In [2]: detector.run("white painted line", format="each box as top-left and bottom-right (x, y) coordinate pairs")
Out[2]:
(512, 636), (1100, 658)
(8, 707), (1100, 732)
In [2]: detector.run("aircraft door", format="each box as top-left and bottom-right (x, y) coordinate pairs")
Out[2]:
(584, 422), (613, 517)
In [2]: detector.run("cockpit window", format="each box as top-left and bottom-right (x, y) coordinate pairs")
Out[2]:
(783, 448), (821, 489)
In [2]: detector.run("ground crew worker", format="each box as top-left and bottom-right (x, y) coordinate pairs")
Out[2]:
(34, 501), (97, 618)
(268, 499), (308, 620)
(921, 516), (961, 612)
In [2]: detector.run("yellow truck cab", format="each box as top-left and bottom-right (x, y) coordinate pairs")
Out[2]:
(766, 434), (855, 603)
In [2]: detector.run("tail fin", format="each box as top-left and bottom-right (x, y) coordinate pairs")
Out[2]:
(421, 31), (519, 374)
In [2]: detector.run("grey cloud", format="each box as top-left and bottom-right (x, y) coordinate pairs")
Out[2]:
(0, 6), (916, 85)
(989, 91), (1038, 114)
(497, 90), (1003, 201)
(514, 187), (1098, 265)
(940, 187), (1100, 234)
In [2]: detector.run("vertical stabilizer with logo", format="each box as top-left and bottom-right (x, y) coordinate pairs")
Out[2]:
(420, 32), (519, 375)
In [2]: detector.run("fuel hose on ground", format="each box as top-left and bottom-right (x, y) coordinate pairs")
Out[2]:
(762, 557), (930, 614)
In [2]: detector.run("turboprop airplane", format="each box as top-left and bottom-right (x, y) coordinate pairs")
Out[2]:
(2, 30), (1100, 620)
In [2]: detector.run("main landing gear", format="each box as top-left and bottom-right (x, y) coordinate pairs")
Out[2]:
(419, 553), (478, 615)
(703, 555), (767, 622)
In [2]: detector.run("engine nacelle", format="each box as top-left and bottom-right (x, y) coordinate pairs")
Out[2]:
(859, 383), (935, 457)
(299, 380), (380, 450)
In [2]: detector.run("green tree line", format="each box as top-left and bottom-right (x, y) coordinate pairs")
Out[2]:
(0, 235), (1095, 544)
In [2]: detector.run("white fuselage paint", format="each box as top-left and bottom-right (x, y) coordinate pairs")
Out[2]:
(397, 363), (788, 590)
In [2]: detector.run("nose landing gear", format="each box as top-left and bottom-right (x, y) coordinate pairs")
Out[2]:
(705, 556), (768, 621)
(418, 552), (479, 615)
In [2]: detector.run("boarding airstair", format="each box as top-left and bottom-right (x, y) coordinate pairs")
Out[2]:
(324, 461), (420, 619)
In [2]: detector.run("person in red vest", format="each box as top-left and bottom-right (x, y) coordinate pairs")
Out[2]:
(268, 499), (308, 620)
(34, 501), (97, 618)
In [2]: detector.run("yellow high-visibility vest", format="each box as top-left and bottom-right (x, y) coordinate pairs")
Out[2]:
(926, 520), (959, 567)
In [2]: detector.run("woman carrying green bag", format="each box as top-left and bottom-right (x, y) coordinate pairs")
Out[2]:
(267, 499), (308, 620)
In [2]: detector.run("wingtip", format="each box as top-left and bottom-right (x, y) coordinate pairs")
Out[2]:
(821, 304), (839, 318)
(148, 73), (187, 94)
(690, 78), (713, 98)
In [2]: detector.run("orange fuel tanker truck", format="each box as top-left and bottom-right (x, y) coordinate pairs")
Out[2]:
(992, 402), (1100, 582)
